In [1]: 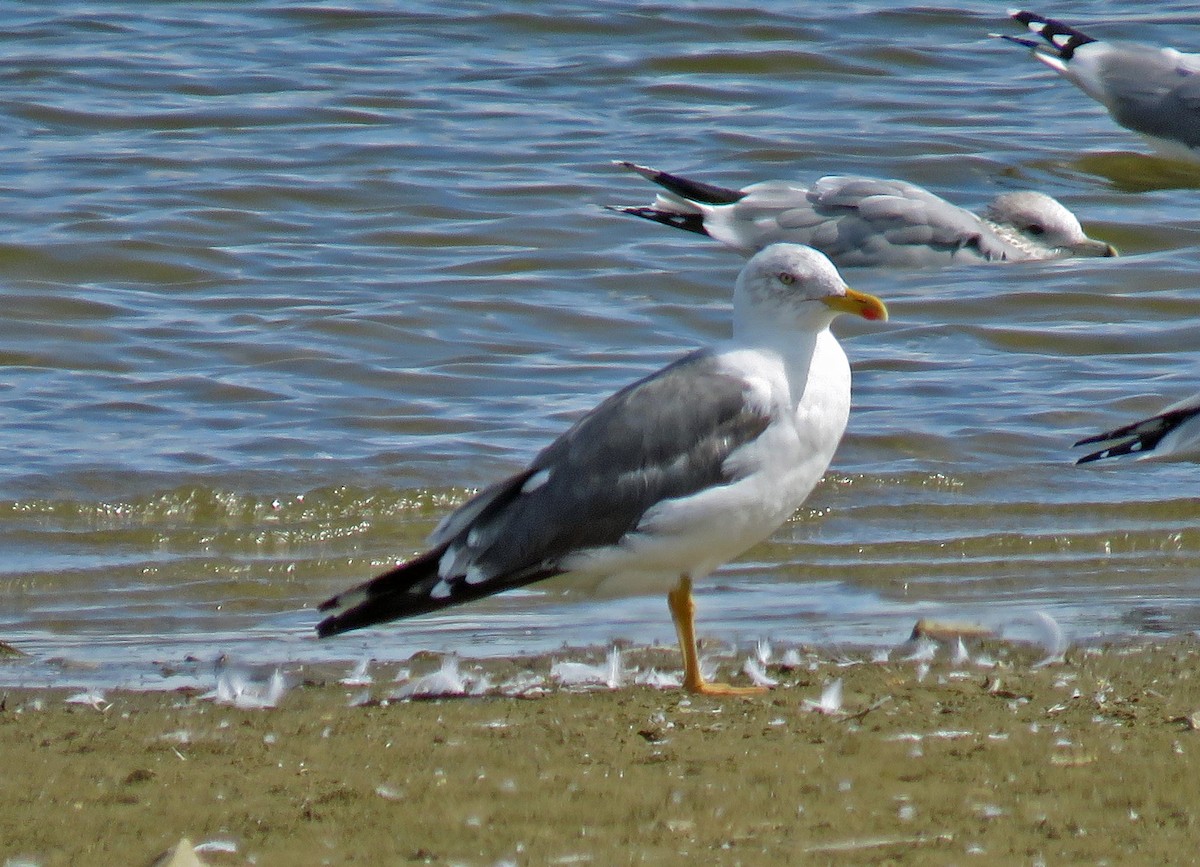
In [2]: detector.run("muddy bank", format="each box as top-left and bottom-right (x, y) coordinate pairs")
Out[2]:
(2, 635), (1199, 865)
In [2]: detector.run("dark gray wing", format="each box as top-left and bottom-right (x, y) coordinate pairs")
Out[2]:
(430, 348), (772, 592)
(316, 349), (772, 636)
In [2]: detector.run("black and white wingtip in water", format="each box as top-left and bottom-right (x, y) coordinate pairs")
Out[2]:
(603, 204), (709, 237)
(1074, 400), (1200, 465)
(602, 160), (745, 238)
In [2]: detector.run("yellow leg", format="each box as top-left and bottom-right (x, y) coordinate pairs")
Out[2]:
(667, 575), (768, 697)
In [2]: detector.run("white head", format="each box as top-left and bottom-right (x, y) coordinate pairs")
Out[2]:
(734, 243), (887, 335)
(985, 191), (1116, 258)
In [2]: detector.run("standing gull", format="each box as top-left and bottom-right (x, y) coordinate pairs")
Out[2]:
(1075, 392), (1200, 464)
(1003, 10), (1200, 160)
(607, 161), (1114, 268)
(317, 244), (887, 696)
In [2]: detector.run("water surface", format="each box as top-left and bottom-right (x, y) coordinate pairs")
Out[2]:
(3, 1), (1200, 687)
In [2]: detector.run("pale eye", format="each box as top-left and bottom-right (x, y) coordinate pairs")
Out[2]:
(778, 271), (795, 285)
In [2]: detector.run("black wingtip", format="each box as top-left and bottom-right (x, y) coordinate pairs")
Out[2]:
(604, 205), (710, 236)
(1009, 10), (1041, 27)
(1008, 9), (1097, 59)
(1073, 426), (1130, 464)
(612, 159), (746, 206)
(1073, 421), (1170, 465)
(1072, 405), (1200, 465)
(313, 548), (449, 639)
(1073, 431), (1109, 448)
(314, 599), (392, 639)
(1074, 439), (1145, 465)
(315, 591), (348, 637)
(997, 33), (1042, 50)
(315, 588), (376, 638)
(1074, 448), (1109, 465)
(1073, 421), (1137, 464)
(314, 615), (342, 639)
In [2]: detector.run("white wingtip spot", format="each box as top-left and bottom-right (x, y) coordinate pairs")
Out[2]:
(439, 543), (471, 579)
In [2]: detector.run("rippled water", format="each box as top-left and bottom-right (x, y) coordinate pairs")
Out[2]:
(4, 1), (1200, 688)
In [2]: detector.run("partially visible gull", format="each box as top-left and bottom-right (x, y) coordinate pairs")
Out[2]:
(1075, 392), (1200, 464)
(317, 243), (887, 696)
(607, 161), (1115, 268)
(1003, 10), (1200, 161)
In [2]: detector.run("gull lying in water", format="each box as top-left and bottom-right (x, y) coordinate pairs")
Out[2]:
(607, 161), (1114, 268)
(1075, 393), (1200, 464)
(1003, 10), (1200, 161)
(317, 244), (887, 696)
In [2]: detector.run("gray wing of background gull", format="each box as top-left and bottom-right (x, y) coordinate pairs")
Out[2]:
(1075, 392), (1200, 464)
(1004, 10), (1200, 159)
(607, 161), (1114, 268)
(316, 349), (771, 634)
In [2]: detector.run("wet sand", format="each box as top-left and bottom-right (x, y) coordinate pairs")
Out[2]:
(3, 635), (1200, 865)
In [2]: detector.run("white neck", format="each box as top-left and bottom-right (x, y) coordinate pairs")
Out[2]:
(733, 301), (835, 367)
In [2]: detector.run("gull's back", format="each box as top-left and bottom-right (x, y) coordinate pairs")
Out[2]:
(1083, 42), (1200, 154)
(702, 175), (1018, 268)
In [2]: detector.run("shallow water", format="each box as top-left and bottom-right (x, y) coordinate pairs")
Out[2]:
(4, 1), (1200, 688)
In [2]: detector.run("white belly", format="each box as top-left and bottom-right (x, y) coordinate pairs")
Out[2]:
(558, 331), (851, 596)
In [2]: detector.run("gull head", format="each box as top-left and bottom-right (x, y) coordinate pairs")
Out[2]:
(985, 191), (1116, 259)
(736, 243), (887, 328)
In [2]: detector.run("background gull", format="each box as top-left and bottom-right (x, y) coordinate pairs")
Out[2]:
(1003, 10), (1200, 161)
(317, 244), (887, 696)
(1075, 392), (1200, 464)
(607, 161), (1114, 268)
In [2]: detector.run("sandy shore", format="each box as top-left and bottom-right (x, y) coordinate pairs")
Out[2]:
(3, 634), (1200, 865)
